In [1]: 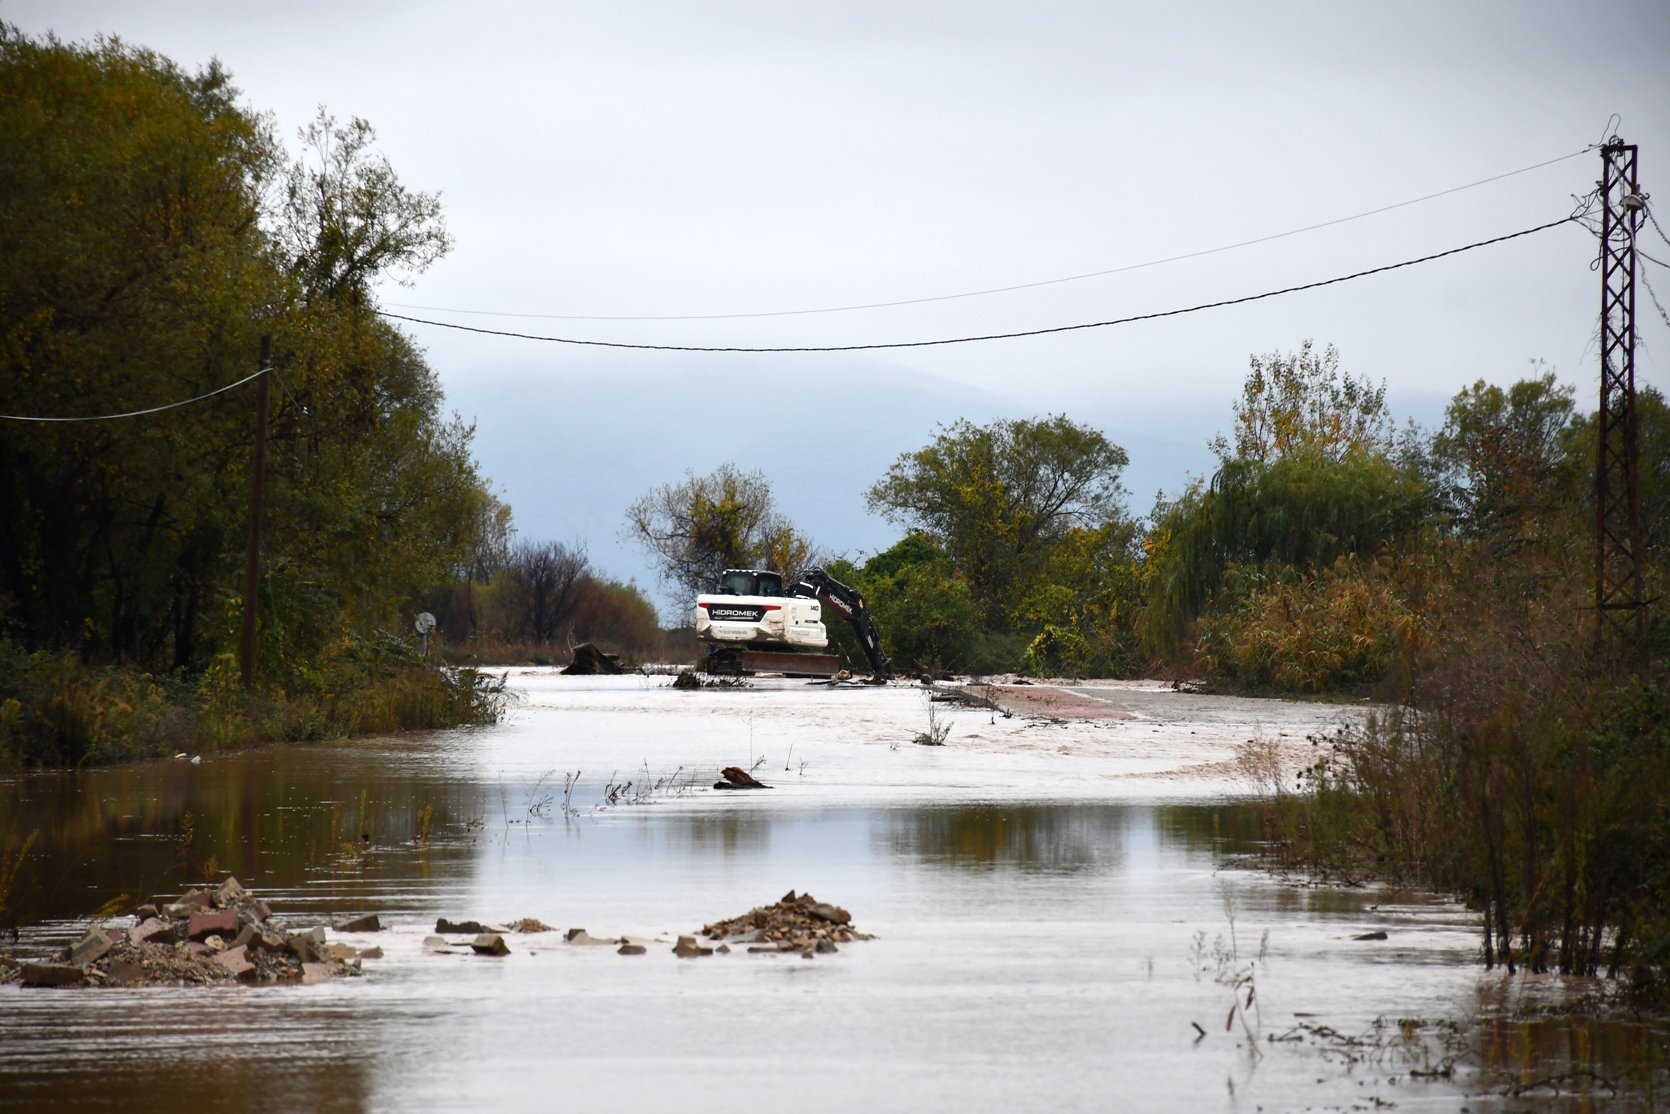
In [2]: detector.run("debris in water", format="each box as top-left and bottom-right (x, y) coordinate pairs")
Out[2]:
(562, 643), (624, 675)
(713, 766), (771, 790)
(470, 934), (511, 956)
(673, 671), (747, 690)
(699, 890), (872, 955)
(0, 879), (367, 989)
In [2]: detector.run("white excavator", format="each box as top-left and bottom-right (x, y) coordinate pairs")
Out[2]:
(694, 567), (893, 679)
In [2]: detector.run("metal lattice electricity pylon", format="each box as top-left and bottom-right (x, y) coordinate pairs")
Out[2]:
(1595, 139), (1645, 651)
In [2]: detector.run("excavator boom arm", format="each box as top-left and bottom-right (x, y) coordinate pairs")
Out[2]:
(790, 567), (893, 678)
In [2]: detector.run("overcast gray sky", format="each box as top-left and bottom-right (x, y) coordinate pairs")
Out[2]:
(9, 1), (1669, 601)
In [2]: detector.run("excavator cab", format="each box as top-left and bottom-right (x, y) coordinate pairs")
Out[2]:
(718, 569), (783, 597)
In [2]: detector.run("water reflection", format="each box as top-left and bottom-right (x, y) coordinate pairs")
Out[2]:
(0, 1025), (374, 1114)
(880, 802), (1131, 873)
(2, 726), (1662, 1112)
(876, 802), (1276, 874)
(0, 743), (487, 929)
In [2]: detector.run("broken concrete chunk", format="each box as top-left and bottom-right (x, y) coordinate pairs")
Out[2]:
(299, 963), (336, 985)
(471, 934), (510, 956)
(326, 943), (358, 963)
(187, 909), (239, 941)
(1352, 931), (1389, 941)
(563, 929), (617, 947)
(422, 936), (455, 952)
(436, 918), (487, 935)
(804, 902), (851, 925)
(21, 963), (85, 987)
(214, 877), (247, 907)
(130, 917), (174, 946)
(287, 927), (327, 962)
(249, 929), (287, 953)
(69, 930), (113, 968)
(357, 946), (383, 960)
(672, 935), (713, 958)
(617, 943), (647, 956)
(334, 914), (381, 933)
(164, 889), (210, 918)
(214, 945), (255, 980)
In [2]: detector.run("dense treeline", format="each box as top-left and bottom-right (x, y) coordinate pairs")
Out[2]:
(805, 342), (1665, 1004)
(0, 27), (508, 762)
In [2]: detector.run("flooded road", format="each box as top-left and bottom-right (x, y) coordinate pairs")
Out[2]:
(1, 674), (1659, 1111)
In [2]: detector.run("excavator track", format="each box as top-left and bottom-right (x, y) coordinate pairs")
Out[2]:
(704, 648), (841, 678)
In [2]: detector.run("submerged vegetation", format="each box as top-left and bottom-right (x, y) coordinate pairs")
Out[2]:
(0, 634), (504, 767)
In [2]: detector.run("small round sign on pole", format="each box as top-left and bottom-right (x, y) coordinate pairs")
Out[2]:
(415, 611), (436, 656)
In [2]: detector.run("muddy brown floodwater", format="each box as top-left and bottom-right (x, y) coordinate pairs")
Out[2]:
(0, 672), (1663, 1112)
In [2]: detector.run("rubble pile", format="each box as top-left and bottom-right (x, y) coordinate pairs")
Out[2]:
(698, 890), (873, 958)
(2, 877), (377, 989)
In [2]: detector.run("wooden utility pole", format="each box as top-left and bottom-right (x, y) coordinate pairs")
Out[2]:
(240, 335), (271, 689)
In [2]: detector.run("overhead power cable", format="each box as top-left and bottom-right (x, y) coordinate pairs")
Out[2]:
(379, 216), (1579, 354)
(0, 366), (269, 423)
(386, 148), (1593, 322)
(1646, 202), (1670, 251)
(1642, 268), (1670, 332)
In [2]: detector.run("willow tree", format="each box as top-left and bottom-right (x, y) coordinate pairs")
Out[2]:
(1140, 345), (1429, 657)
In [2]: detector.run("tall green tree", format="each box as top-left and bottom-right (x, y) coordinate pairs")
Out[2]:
(1210, 340), (1398, 465)
(1431, 368), (1578, 540)
(0, 27), (283, 663)
(867, 415), (1130, 622)
(0, 26), (493, 685)
(277, 109), (451, 307)
(626, 463), (814, 601)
